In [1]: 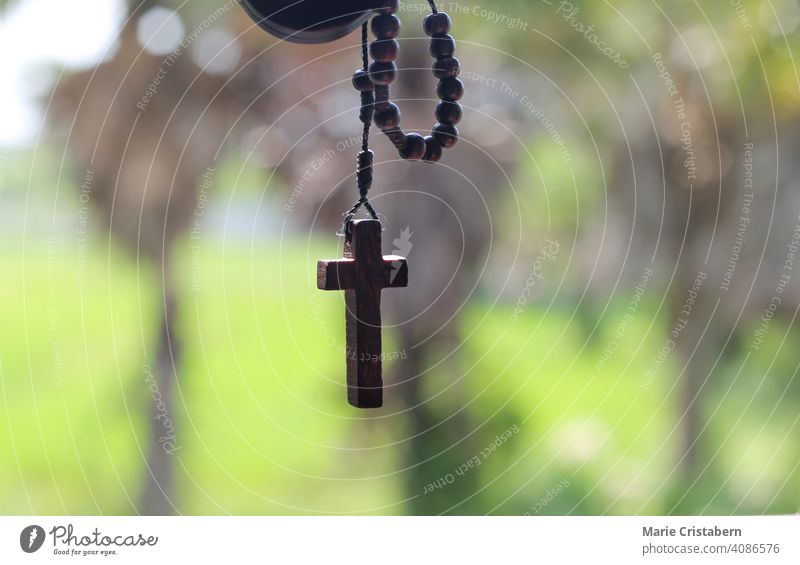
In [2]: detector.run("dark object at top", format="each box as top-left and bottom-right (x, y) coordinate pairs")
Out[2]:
(241, 0), (389, 43)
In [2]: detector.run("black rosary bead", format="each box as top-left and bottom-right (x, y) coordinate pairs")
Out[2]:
(423, 136), (443, 163)
(352, 69), (374, 92)
(429, 34), (455, 59)
(432, 57), (460, 79)
(371, 14), (401, 39)
(423, 12), (451, 36)
(432, 123), (459, 148)
(437, 77), (464, 101)
(435, 101), (462, 125)
(374, 103), (401, 130)
(370, 38), (399, 63)
(399, 133), (427, 160)
(375, 0), (399, 14)
(369, 61), (397, 85)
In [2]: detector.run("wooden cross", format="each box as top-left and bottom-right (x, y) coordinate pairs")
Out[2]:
(317, 219), (408, 408)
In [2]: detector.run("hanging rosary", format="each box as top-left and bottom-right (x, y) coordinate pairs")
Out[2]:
(241, 0), (464, 408)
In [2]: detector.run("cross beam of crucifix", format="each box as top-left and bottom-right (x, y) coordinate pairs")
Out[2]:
(317, 219), (408, 408)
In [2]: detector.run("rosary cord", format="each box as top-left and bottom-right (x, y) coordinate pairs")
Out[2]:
(344, 20), (378, 239)
(345, 1), (461, 236)
(358, 21), (373, 157)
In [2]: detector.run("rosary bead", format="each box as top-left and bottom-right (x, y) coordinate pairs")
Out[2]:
(375, 0), (399, 14)
(370, 38), (399, 63)
(432, 123), (459, 148)
(435, 100), (462, 125)
(371, 14), (401, 39)
(429, 34), (455, 59)
(374, 103), (401, 130)
(437, 77), (464, 101)
(369, 61), (397, 85)
(423, 12), (451, 36)
(352, 69), (374, 92)
(399, 133), (427, 160)
(422, 136), (443, 163)
(432, 57), (460, 79)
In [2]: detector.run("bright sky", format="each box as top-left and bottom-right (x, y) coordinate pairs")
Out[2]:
(0, 0), (124, 146)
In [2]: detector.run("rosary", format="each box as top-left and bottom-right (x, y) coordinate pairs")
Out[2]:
(242, 0), (464, 408)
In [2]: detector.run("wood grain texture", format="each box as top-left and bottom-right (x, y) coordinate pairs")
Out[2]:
(317, 219), (409, 408)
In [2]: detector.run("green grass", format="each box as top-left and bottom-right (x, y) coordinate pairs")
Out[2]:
(1, 234), (798, 515)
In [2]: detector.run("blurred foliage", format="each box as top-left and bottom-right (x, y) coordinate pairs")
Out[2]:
(1, 146), (797, 514)
(2, 0), (800, 515)
(1, 224), (797, 514)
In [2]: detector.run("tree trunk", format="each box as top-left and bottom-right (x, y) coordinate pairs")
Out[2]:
(140, 257), (182, 515)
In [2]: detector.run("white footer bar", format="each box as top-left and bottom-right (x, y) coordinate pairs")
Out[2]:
(1, 516), (798, 564)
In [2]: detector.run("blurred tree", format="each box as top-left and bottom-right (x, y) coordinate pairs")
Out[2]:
(20, 0), (800, 515)
(47, 0), (279, 513)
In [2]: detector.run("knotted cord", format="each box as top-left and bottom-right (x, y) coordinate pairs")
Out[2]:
(343, 21), (378, 241)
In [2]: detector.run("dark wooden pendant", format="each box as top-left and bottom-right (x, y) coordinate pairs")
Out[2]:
(317, 219), (408, 408)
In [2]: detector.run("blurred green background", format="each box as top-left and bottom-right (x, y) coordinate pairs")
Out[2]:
(1, 0), (799, 515)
